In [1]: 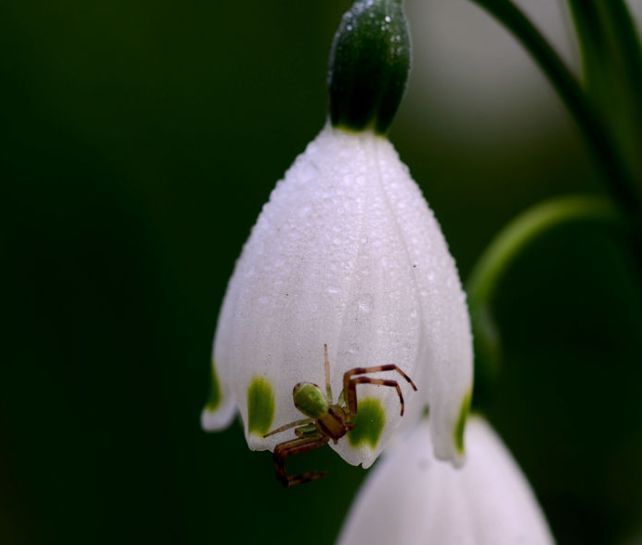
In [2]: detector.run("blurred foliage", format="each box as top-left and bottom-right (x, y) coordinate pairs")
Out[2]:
(1, 1), (642, 545)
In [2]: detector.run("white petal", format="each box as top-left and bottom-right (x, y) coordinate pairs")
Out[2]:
(337, 416), (555, 545)
(373, 140), (472, 464)
(205, 124), (472, 468)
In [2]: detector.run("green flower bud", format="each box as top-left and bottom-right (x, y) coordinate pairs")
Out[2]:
(328, 0), (411, 134)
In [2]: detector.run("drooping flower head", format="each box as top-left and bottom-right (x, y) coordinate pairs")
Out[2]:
(202, 0), (473, 470)
(337, 416), (555, 545)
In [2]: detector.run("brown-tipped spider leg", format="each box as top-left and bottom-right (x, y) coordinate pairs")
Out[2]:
(273, 434), (330, 488)
(343, 365), (418, 417)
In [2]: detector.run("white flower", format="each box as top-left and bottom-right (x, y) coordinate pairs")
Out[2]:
(337, 415), (555, 545)
(201, 124), (472, 469)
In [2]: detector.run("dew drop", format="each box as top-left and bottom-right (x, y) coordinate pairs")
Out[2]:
(357, 294), (374, 314)
(347, 342), (360, 355)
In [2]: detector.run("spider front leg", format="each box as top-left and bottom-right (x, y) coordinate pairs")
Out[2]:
(294, 422), (319, 438)
(272, 434), (330, 488)
(343, 365), (418, 417)
(263, 418), (314, 438)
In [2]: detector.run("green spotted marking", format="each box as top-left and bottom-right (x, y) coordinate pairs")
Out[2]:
(348, 397), (385, 449)
(204, 361), (222, 412)
(247, 377), (275, 436)
(455, 391), (472, 455)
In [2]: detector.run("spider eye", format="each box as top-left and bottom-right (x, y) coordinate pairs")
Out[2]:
(293, 382), (319, 395)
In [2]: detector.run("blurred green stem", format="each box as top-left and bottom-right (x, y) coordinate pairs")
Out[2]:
(568, 0), (642, 206)
(466, 196), (621, 405)
(468, 0), (640, 216)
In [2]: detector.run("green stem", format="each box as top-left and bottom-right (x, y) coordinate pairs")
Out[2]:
(467, 196), (619, 307)
(568, 0), (642, 193)
(599, 0), (642, 98)
(466, 195), (621, 404)
(468, 0), (640, 216)
(567, 0), (607, 96)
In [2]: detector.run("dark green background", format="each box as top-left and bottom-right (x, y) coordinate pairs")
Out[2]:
(2, 2), (642, 544)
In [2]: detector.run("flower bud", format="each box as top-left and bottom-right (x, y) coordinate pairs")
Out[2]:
(328, 0), (411, 133)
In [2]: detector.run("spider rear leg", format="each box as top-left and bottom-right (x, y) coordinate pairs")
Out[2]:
(343, 365), (418, 417)
(273, 434), (330, 488)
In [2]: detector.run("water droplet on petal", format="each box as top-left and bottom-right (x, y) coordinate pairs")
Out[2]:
(357, 294), (374, 314)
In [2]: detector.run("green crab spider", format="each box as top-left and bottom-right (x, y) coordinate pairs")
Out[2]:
(264, 344), (418, 487)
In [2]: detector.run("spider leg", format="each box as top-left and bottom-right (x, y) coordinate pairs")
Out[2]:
(342, 365), (417, 416)
(272, 434), (330, 488)
(343, 364), (418, 394)
(343, 363), (417, 416)
(294, 422), (319, 438)
(263, 418), (314, 438)
(345, 376), (408, 416)
(323, 344), (333, 402)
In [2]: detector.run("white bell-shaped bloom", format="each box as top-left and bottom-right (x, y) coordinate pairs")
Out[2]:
(337, 415), (555, 545)
(202, 124), (473, 469)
